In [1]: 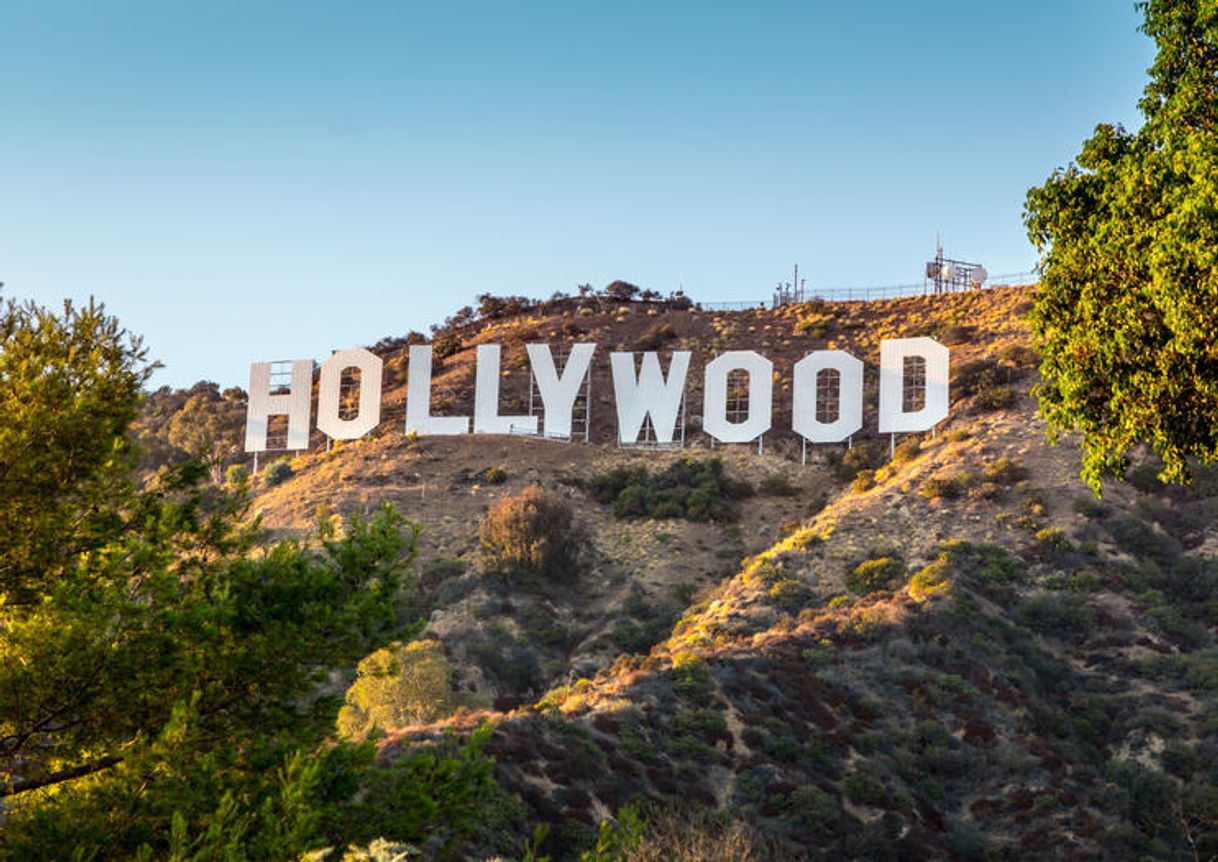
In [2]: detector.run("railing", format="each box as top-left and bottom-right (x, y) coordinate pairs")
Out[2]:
(700, 270), (1038, 310)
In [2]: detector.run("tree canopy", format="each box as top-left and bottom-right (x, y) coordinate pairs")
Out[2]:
(1024, 0), (1218, 493)
(0, 293), (501, 859)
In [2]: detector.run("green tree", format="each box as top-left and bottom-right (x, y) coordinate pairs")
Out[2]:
(338, 640), (462, 738)
(0, 292), (501, 858)
(1024, 0), (1218, 493)
(0, 296), (150, 604)
(164, 382), (247, 482)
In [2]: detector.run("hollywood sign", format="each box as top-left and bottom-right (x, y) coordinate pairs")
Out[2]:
(243, 338), (949, 452)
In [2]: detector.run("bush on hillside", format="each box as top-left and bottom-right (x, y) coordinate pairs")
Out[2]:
(997, 343), (1038, 368)
(337, 639), (462, 738)
(952, 358), (1010, 398)
(224, 463), (249, 489)
(847, 557), (905, 596)
(920, 471), (975, 500)
(759, 473), (799, 496)
(432, 331), (463, 359)
(587, 456), (753, 522)
(973, 386), (1018, 412)
(478, 486), (580, 578)
(263, 457), (293, 487)
(636, 322), (678, 350)
(892, 437), (923, 464)
(832, 442), (884, 481)
(909, 559), (952, 602)
(939, 541), (1024, 585)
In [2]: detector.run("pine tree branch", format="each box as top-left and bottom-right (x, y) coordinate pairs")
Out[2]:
(2, 754), (122, 798)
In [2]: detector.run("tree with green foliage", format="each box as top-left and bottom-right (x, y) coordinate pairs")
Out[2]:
(164, 382), (247, 482)
(1025, 0), (1218, 493)
(0, 293), (501, 859)
(338, 639), (464, 739)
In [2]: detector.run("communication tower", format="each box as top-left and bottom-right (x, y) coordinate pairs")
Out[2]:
(925, 239), (987, 295)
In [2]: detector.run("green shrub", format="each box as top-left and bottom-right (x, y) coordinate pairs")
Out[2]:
(939, 541), (1024, 583)
(672, 652), (712, 701)
(337, 639), (462, 738)
(790, 785), (838, 824)
(852, 469), (877, 493)
(790, 529), (824, 550)
(1105, 760), (1178, 838)
(836, 442), (883, 480)
(1016, 592), (1093, 635)
(759, 473), (798, 496)
(1106, 515), (1181, 566)
(431, 331), (462, 359)
(478, 486), (580, 578)
(263, 457), (293, 487)
(1147, 602), (1207, 650)
(910, 559), (952, 601)
(983, 457), (1028, 485)
(1035, 526), (1073, 552)
(672, 707), (728, 743)
(768, 578), (808, 611)
(1178, 650), (1218, 692)
(920, 471), (975, 500)
(1126, 461), (1165, 494)
(483, 465), (507, 484)
(944, 817), (988, 860)
(467, 634), (541, 694)
(847, 557), (905, 595)
(224, 463), (249, 488)
(997, 343), (1038, 368)
(973, 386), (1017, 411)
(953, 358), (1007, 397)
(843, 770), (886, 806)
(1161, 556), (1218, 603)
(892, 436), (922, 464)
(1073, 496), (1106, 518)
(587, 456), (752, 522)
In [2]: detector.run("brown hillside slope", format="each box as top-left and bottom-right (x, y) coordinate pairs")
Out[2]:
(145, 286), (1218, 859)
(378, 382), (1218, 859)
(248, 286), (1041, 710)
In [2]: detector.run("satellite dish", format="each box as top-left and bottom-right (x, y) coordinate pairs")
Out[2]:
(942, 264), (956, 281)
(971, 266), (988, 286)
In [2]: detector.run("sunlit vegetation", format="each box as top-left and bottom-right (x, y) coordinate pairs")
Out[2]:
(585, 456), (753, 522)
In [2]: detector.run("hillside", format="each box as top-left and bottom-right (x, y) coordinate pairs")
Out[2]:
(140, 286), (1218, 860)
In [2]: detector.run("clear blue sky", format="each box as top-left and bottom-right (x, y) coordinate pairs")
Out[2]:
(1, 1), (1155, 388)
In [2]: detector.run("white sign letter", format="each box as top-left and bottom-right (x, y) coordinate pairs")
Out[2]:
(244, 359), (313, 452)
(702, 350), (773, 443)
(405, 344), (470, 436)
(526, 343), (595, 439)
(792, 350), (863, 443)
(317, 348), (383, 441)
(474, 344), (537, 435)
(610, 351), (691, 445)
(878, 337), (949, 433)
